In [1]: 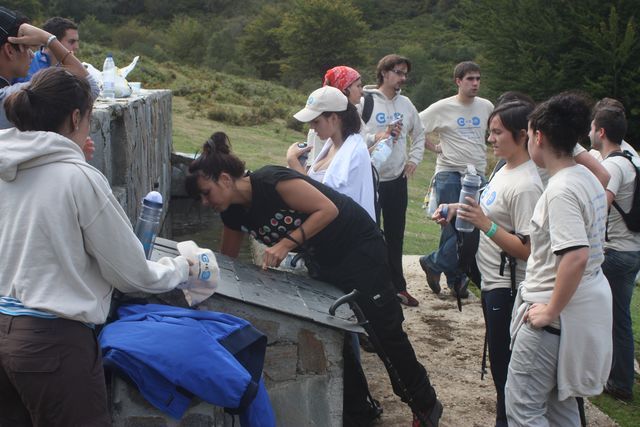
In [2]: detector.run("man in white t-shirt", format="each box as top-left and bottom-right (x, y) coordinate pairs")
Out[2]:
(590, 105), (640, 401)
(418, 62), (494, 297)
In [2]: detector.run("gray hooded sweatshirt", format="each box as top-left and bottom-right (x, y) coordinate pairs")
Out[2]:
(0, 128), (188, 324)
(361, 85), (425, 181)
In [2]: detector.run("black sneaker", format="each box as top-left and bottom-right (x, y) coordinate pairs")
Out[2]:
(604, 383), (633, 401)
(419, 256), (441, 294)
(451, 278), (469, 299)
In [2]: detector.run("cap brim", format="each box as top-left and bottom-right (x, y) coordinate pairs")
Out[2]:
(293, 107), (321, 123)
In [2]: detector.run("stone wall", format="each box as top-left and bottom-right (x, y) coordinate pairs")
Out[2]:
(90, 91), (173, 225)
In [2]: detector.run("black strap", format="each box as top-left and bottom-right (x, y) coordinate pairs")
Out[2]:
(0, 78), (10, 89)
(361, 93), (374, 124)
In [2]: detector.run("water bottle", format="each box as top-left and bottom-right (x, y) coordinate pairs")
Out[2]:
(102, 54), (116, 100)
(371, 137), (393, 170)
(296, 129), (317, 168)
(134, 191), (163, 259)
(455, 166), (482, 233)
(424, 178), (438, 217)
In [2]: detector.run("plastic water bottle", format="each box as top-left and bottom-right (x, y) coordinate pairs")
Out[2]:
(371, 137), (393, 170)
(102, 54), (116, 100)
(455, 166), (482, 233)
(134, 191), (163, 259)
(424, 178), (438, 217)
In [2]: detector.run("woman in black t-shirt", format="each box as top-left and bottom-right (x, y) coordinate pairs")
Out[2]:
(187, 132), (443, 426)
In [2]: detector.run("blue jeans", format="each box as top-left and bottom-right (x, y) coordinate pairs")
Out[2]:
(602, 249), (640, 394)
(423, 171), (464, 284)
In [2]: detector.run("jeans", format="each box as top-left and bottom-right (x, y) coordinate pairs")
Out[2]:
(505, 323), (580, 427)
(482, 288), (515, 427)
(602, 248), (640, 395)
(423, 171), (464, 285)
(377, 175), (408, 292)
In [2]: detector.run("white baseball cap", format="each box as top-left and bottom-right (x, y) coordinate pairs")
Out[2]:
(293, 86), (349, 122)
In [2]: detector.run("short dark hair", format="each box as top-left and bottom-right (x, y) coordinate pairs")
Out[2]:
(376, 54), (411, 86)
(528, 92), (592, 156)
(42, 17), (78, 40)
(4, 68), (92, 132)
(593, 107), (627, 145)
(496, 91), (535, 107)
(454, 61), (480, 80)
(322, 103), (361, 141)
(593, 97), (625, 118)
(489, 100), (534, 143)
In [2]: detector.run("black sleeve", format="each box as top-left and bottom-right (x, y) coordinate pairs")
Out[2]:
(553, 245), (588, 256)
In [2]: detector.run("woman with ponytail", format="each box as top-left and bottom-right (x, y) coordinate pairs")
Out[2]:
(0, 68), (190, 426)
(188, 131), (443, 426)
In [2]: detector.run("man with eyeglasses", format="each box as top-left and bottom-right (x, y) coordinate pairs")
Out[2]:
(418, 61), (494, 298)
(361, 54), (427, 308)
(0, 7), (98, 129)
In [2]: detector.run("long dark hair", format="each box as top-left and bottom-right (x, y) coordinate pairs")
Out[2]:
(4, 68), (92, 132)
(321, 103), (361, 141)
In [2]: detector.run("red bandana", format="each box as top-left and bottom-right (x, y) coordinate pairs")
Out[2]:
(323, 66), (361, 92)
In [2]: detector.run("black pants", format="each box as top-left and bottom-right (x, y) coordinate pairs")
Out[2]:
(376, 174), (408, 292)
(319, 237), (437, 418)
(481, 288), (515, 426)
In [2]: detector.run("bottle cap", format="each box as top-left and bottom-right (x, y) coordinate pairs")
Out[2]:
(144, 190), (163, 207)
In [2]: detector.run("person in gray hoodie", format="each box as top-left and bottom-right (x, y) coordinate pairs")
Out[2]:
(361, 54), (426, 307)
(0, 67), (190, 426)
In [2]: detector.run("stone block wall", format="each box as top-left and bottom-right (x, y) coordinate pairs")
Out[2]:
(89, 91), (173, 225)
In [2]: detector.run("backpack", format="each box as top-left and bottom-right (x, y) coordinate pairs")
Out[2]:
(361, 93), (374, 124)
(607, 150), (640, 232)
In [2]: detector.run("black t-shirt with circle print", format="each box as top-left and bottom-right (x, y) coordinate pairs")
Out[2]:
(220, 165), (381, 268)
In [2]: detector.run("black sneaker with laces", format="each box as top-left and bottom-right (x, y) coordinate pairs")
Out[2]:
(419, 256), (441, 294)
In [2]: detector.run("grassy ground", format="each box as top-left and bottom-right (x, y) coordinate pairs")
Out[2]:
(170, 75), (639, 426)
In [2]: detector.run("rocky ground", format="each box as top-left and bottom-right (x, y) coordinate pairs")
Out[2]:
(358, 256), (618, 427)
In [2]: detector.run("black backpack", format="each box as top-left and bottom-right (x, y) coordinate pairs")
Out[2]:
(607, 150), (640, 232)
(361, 93), (374, 124)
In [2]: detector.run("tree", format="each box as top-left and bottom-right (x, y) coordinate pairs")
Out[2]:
(239, 5), (286, 80)
(276, 0), (369, 85)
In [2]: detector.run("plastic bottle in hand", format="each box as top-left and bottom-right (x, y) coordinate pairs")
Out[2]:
(371, 137), (393, 170)
(102, 54), (116, 100)
(455, 165), (482, 232)
(134, 191), (163, 259)
(298, 129), (316, 168)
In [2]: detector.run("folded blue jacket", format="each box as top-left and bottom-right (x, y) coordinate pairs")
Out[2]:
(99, 303), (275, 426)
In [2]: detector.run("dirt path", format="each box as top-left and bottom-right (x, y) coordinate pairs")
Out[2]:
(359, 255), (618, 427)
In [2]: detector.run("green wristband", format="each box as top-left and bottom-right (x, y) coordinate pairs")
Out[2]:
(485, 222), (498, 238)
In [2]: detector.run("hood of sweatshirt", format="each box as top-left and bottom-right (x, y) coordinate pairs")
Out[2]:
(362, 85), (402, 102)
(0, 128), (84, 182)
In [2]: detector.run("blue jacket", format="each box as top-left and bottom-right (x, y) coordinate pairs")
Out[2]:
(99, 304), (275, 426)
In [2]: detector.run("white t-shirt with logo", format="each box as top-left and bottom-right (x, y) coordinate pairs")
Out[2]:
(602, 154), (640, 251)
(419, 95), (494, 175)
(522, 165), (607, 301)
(476, 160), (543, 291)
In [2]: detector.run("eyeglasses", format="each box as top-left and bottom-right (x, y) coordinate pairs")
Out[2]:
(390, 69), (409, 77)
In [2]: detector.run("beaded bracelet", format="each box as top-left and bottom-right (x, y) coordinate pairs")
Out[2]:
(60, 50), (72, 64)
(485, 222), (498, 238)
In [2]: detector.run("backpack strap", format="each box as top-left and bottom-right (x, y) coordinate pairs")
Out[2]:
(361, 93), (374, 124)
(606, 150), (640, 231)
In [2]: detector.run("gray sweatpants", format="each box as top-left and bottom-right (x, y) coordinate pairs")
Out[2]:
(504, 323), (580, 427)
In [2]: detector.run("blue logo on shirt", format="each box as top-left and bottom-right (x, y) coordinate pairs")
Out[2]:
(376, 112), (386, 124)
(485, 191), (497, 206)
(472, 116), (481, 126)
(457, 117), (466, 127)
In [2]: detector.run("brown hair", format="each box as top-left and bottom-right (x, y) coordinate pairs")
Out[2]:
(376, 54), (411, 86)
(453, 61), (480, 80)
(4, 68), (92, 132)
